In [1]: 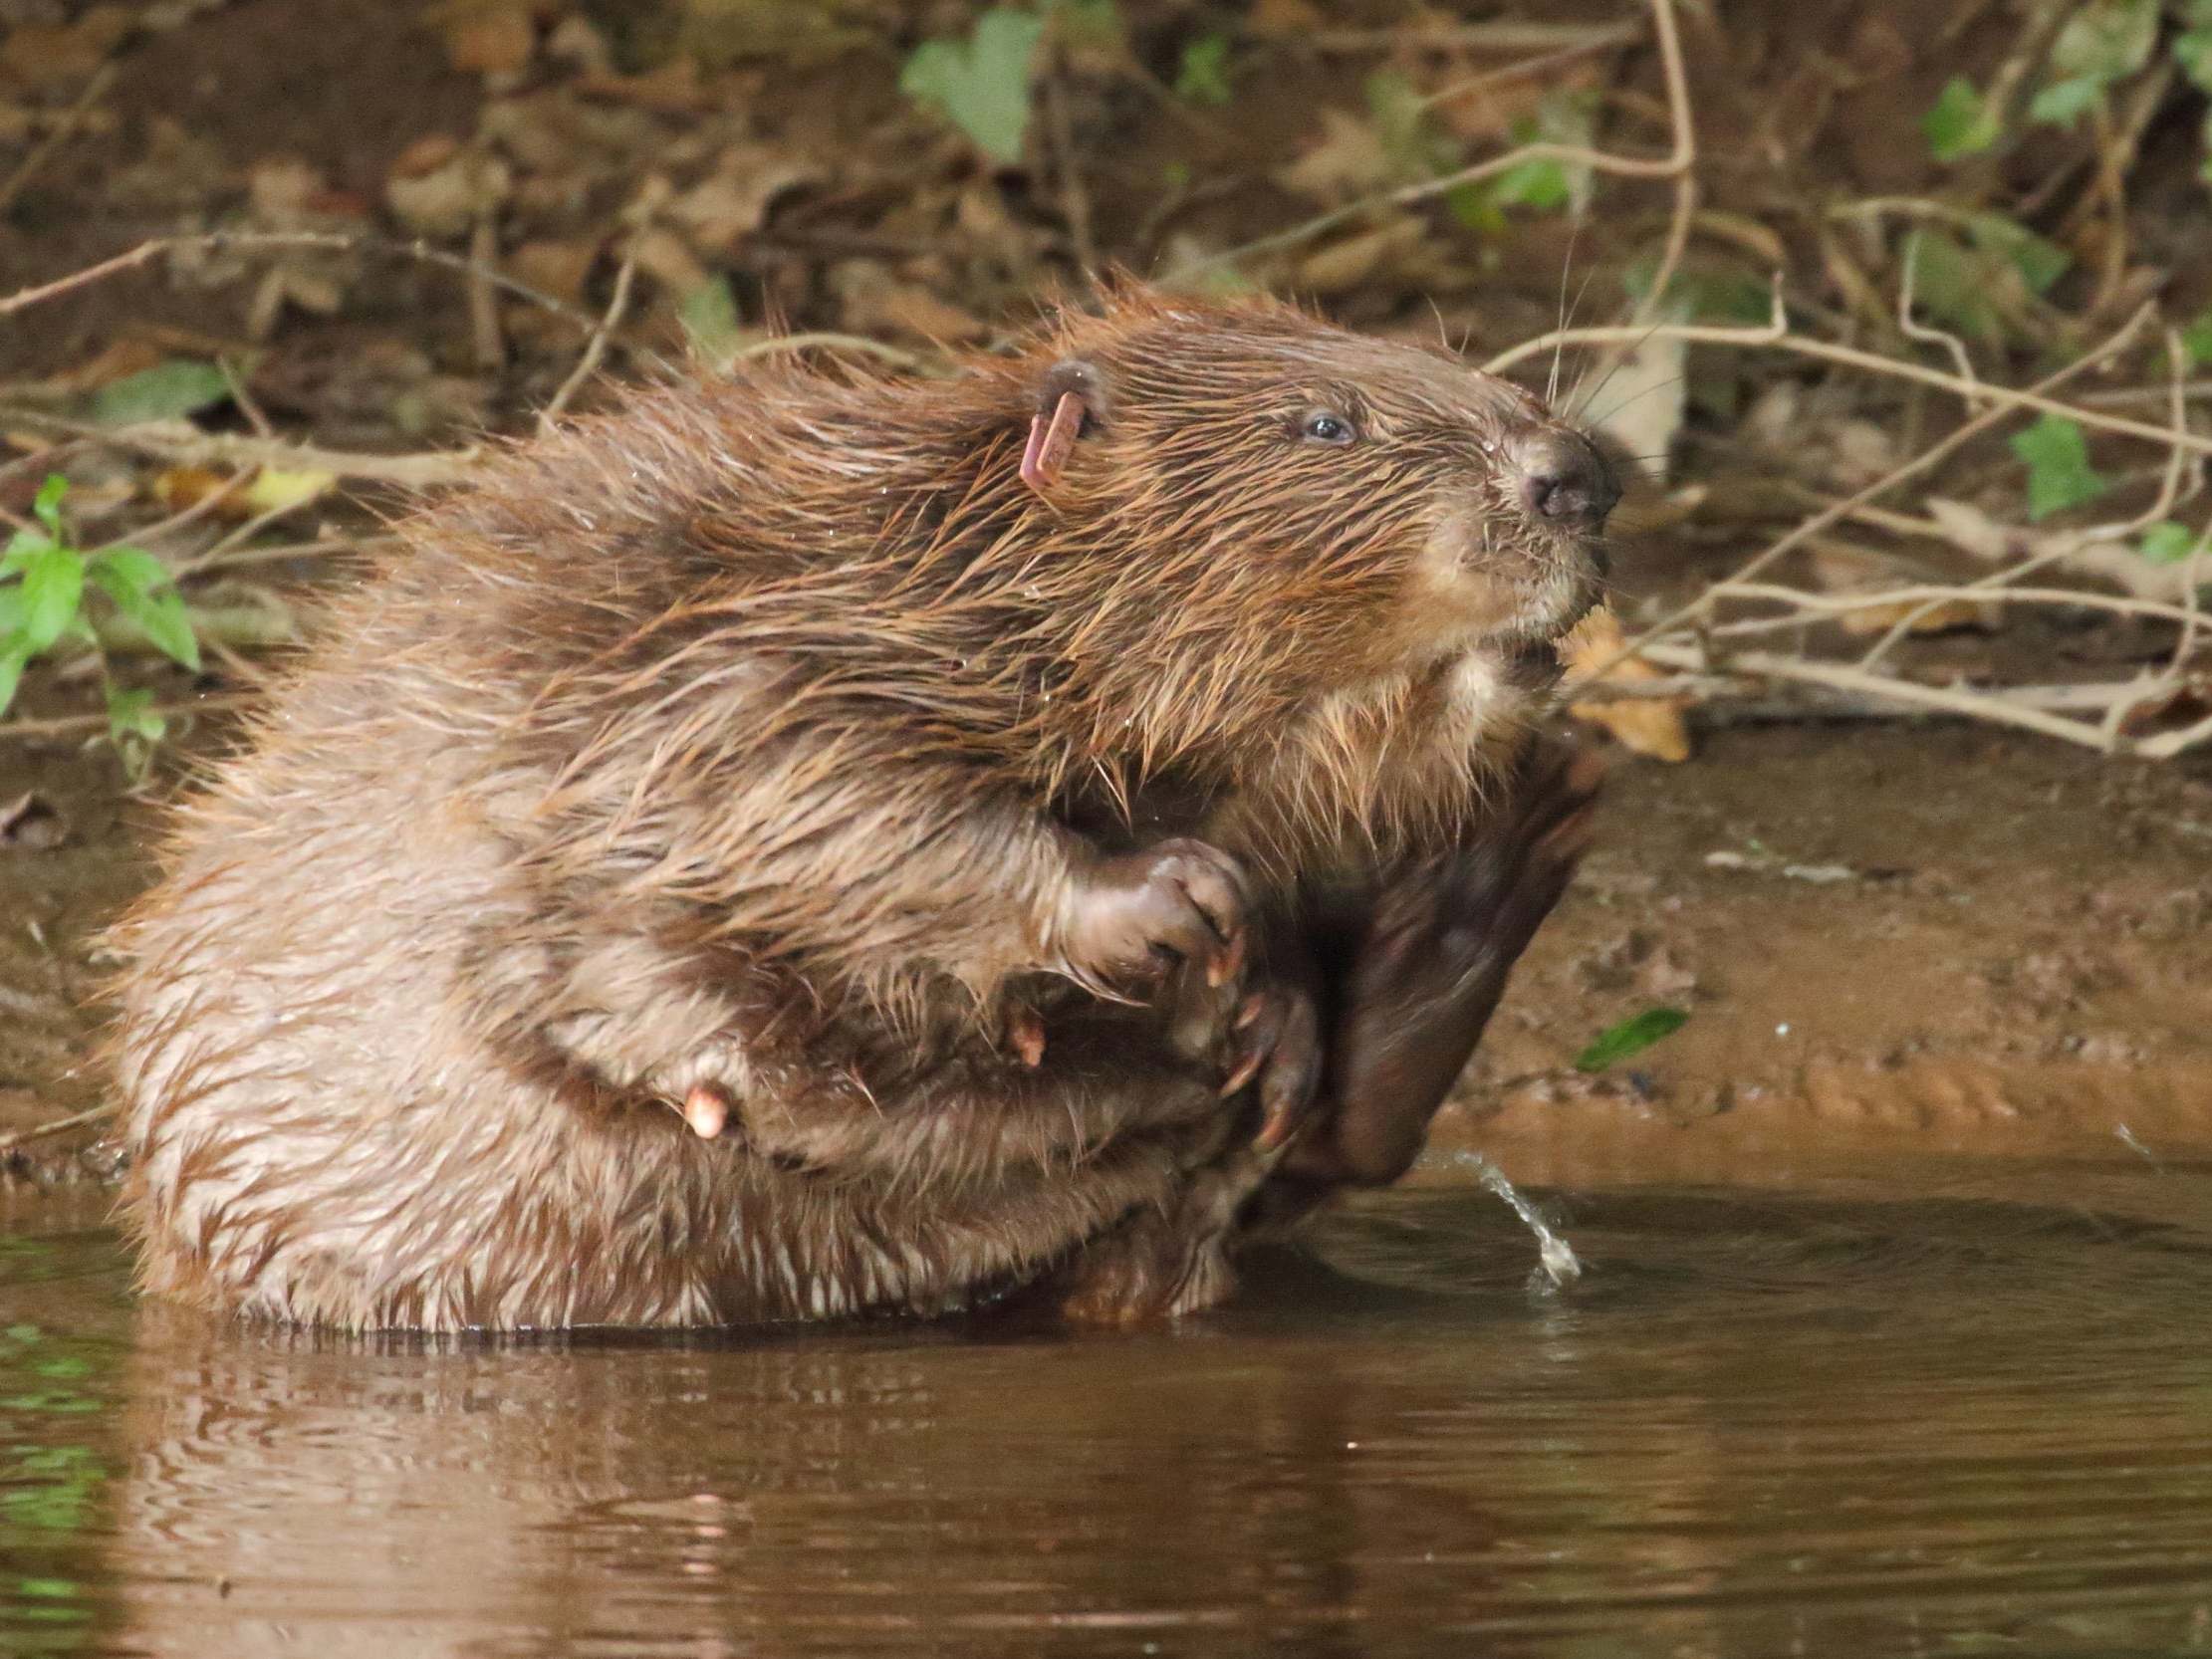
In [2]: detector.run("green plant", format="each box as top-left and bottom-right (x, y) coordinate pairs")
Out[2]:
(1, 475), (202, 764)
(1575, 1007), (1689, 1072)
(900, 6), (1049, 163)
(1174, 32), (1232, 107)
(2009, 413), (2112, 520)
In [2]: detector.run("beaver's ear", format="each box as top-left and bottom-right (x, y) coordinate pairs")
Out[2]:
(1021, 356), (1108, 495)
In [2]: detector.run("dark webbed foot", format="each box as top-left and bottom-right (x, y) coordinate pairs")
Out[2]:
(1280, 738), (1601, 1194)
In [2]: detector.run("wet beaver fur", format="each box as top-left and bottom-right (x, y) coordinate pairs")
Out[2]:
(108, 288), (1611, 1332)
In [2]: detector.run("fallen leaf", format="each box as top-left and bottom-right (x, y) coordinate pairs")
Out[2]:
(1586, 327), (1684, 485)
(433, 0), (537, 76)
(831, 263), (988, 343)
(1564, 607), (1692, 763)
(90, 360), (230, 426)
(244, 469), (335, 514)
(385, 149), (511, 238)
(1276, 110), (1394, 202)
(668, 145), (820, 250)
(1295, 217), (1427, 293)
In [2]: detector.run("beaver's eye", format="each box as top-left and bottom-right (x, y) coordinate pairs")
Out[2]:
(1301, 411), (1356, 445)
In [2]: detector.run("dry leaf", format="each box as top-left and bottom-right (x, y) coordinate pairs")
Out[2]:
(1809, 542), (1999, 636)
(1296, 218), (1427, 294)
(1587, 329), (1684, 486)
(1276, 110), (1394, 202)
(831, 263), (988, 344)
(1564, 607), (1692, 763)
(668, 145), (820, 250)
(385, 149), (511, 238)
(436, 1), (537, 76)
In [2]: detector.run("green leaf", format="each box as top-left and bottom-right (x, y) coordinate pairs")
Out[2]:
(1923, 77), (1999, 161)
(2139, 521), (2204, 564)
(1491, 151), (1571, 210)
(13, 542), (84, 657)
(2030, 74), (2104, 127)
(1575, 1007), (1689, 1072)
(105, 686), (167, 747)
(1174, 33), (1232, 107)
(1968, 214), (2070, 296)
(0, 647), (25, 716)
(2048, 0), (2157, 85)
(1, 526), (50, 578)
(88, 359), (230, 426)
(677, 277), (744, 366)
(84, 546), (168, 599)
(2182, 307), (2212, 367)
(1901, 227), (2001, 343)
(2009, 414), (2111, 520)
(900, 8), (1045, 165)
(1363, 70), (1436, 178)
(2175, 27), (2212, 94)
(31, 474), (67, 538)
(89, 555), (199, 670)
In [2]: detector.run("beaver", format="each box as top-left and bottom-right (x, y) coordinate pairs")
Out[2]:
(107, 286), (1611, 1332)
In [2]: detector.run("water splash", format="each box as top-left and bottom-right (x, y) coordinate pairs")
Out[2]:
(1454, 1151), (1582, 1289)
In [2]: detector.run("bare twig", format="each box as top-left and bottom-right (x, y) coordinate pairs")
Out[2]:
(0, 408), (478, 486)
(0, 1102), (119, 1155)
(1171, 0), (1690, 281)
(539, 249), (638, 430)
(1484, 314), (2207, 456)
(466, 214), (507, 372)
(0, 231), (601, 331)
(1042, 68), (1099, 277)
(0, 692), (257, 745)
(0, 64), (116, 218)
(1636, 641), (2148, 754)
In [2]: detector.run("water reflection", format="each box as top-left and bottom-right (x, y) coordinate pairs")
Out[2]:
(5, 1166), (2212, 1657)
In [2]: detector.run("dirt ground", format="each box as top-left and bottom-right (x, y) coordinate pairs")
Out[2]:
(3, 0), (2209, 1188)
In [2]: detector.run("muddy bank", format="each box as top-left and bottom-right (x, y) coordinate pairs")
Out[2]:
(7, 711), (2208, 1189)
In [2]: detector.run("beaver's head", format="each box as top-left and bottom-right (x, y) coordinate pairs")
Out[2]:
(965, 293), (1610, 836)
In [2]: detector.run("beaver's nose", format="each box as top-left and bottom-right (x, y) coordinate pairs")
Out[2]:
(1509, 429), (1619, 535)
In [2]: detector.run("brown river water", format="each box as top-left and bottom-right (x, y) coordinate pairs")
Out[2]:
(4, 1151), (2211, 1658)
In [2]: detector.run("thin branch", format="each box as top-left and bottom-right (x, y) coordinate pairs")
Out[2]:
(539, 249), (638, 430)
(0, 64), (116, 218)
(1172, 0), (1690, 281)
(1483, 315), (2209, 456)
(0, 1101), (119, 1155)
(0, 408), (478, 486)
(0, 230), (601, 330)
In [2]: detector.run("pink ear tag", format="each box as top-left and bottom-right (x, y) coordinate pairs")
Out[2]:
(1019, 390), (1086, 495)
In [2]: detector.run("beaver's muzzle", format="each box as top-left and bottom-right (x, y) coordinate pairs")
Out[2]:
(1503, 426), (1620, 539)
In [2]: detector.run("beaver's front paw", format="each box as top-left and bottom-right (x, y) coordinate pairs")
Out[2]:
(1055, 837), (1251, 996)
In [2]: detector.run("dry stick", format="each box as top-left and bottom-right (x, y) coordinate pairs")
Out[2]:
(1483, 314), (2206, 456)
(539, 250), (638, 430)
(0, 64), (116, 217)
(0, 407), (477, 486)
(0, 691), (256, 745)
(1850, 329), (2197, 668)
(0, 1101), (119, 1154)
(1636, 641), (2133, 753)
(732, 332), (923, 368)
(1043, 69), (1099, 277)
(1712, 581), (2208, 632)
(466, 214), (507, 372)
(1417, 27), (1644, 111)
(1562, 305), (2158, 691)
(0, 230), (600, 331)
(1171, 0), (1690, 280)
